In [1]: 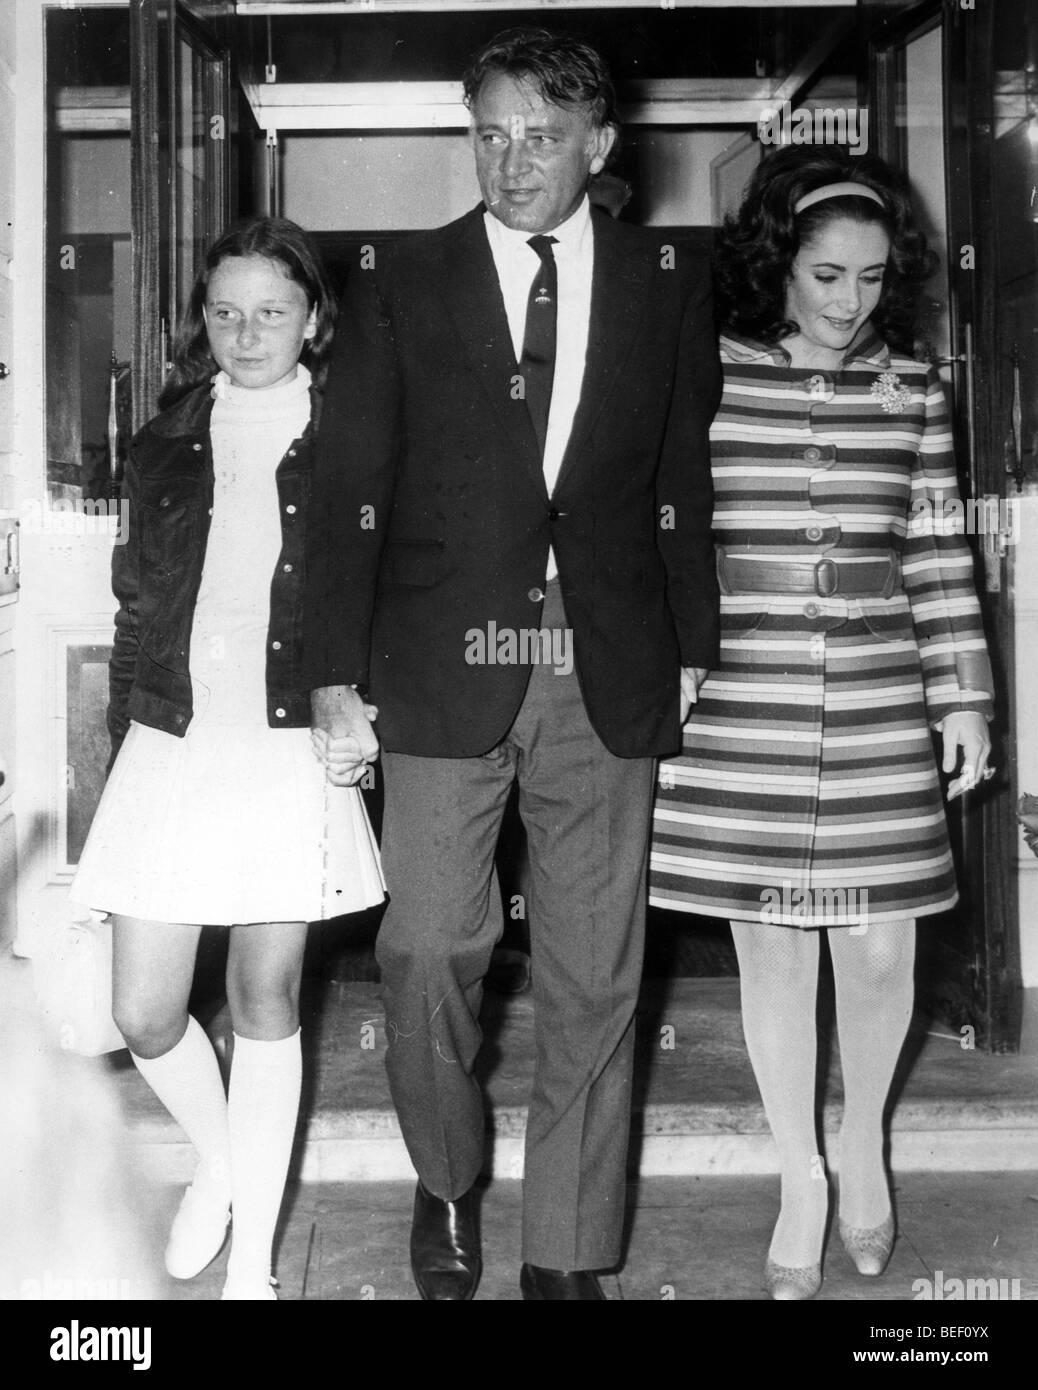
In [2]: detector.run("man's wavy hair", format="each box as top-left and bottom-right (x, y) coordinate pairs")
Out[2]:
(159, 216), (337, 409)
(462, 26), (619, 136)
(716, 146), (938, 355)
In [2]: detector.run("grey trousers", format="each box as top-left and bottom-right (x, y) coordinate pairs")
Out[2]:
(375, 582), (656, 1269)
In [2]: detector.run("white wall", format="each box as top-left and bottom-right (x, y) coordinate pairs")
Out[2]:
(281, 126), (740, 230)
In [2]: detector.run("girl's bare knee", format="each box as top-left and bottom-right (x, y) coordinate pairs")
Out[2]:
(226, 977), (300, 1039)
(114, 1001), (189, 1059)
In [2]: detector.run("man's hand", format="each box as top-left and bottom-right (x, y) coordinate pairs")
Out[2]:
(310, 684), (380, 787)
(940, 710), (992, 801)
(680, 666), (709, 725)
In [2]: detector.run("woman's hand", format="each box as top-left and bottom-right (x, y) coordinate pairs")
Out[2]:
(310, 685), (380, 786)
(939, 711), (992, 801)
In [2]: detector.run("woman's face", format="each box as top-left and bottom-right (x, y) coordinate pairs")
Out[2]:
(784, 217), (891, 357)
(204, 255), (316, 390)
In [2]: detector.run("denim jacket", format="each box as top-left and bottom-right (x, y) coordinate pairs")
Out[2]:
(107, 381), (321, 765)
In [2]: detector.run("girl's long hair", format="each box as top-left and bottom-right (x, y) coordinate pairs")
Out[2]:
(158, 217), (337, 409)
(715, 146), (937, 355)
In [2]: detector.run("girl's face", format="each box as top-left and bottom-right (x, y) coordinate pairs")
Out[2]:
(784, 217), (891, 357)
(204, 254), (316, 390)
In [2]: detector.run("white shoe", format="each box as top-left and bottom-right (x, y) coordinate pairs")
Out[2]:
(164, 1181), (231, 1280)
(221, 1274), (278, 1301)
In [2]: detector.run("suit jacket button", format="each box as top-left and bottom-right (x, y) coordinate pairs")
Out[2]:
(528, 587), (545, 602)
(548, 507), (560, 522)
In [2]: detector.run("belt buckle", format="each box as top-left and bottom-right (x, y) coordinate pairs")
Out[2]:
(814, 558), (838, 597)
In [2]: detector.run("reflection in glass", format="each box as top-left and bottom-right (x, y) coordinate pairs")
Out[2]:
(45, 6), (132, 504)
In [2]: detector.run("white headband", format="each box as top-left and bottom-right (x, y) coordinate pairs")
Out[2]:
(794, 181), (886, 215)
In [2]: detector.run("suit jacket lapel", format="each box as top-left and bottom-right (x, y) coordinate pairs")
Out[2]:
(431, 206), (547, 500)
(553, 211), (652, 497)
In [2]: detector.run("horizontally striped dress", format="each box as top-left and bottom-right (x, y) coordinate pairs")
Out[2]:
(649, 325), (994, 927)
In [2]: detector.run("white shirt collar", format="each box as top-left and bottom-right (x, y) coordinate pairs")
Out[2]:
(483, 194), (592, 259)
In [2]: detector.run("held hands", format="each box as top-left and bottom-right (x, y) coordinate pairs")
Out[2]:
(939, 711), (993, 801)
(680, 667), (709, 725)
(310, 684), (380, 787)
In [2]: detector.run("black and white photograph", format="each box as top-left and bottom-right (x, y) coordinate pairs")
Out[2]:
(0, 0), (1035, 1354)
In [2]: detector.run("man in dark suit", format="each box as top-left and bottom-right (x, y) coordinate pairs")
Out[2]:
(304, 27), (720, 1300)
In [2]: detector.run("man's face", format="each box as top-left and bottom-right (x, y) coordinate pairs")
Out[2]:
(471, 71), (616, 233)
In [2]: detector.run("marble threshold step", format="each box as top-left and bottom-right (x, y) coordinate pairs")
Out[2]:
(105, 978), (1038, 1184)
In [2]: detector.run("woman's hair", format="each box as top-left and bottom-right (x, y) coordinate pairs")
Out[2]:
(159, 216), (337, 408)
(715, 146), (938, 354)
(461, 26), (618, 134)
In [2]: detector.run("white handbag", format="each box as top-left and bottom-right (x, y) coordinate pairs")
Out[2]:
(33, 909), (127, 1056)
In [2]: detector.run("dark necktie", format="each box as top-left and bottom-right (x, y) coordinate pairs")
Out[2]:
(520, 234), (558, 459)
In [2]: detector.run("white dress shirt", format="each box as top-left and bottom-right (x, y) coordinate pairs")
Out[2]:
(483, 195), (594, 580)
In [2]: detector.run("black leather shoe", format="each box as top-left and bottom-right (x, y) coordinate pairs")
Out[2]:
(410, 1181), (482, 1301)
(520, 1263), (606, 1300)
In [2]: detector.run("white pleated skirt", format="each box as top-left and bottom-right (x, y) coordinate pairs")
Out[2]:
(70, 718), (386, 926)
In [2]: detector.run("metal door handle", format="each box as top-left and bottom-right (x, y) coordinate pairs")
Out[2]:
(3, 522), (19, 577)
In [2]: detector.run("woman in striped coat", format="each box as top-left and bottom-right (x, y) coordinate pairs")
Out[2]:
(650, 147), (993, 1299)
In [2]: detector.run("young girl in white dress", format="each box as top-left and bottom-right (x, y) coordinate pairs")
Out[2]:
(71, 217), (385, 1301)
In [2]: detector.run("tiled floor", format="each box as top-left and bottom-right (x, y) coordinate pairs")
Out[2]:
(164, 1172), (1038, 1301)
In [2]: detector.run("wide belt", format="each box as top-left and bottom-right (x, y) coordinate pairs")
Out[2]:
(717, 550), (902, 599)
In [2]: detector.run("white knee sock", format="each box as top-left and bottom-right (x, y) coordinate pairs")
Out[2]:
(731, 923), (828, 1268)
(829, 920), (916, 1229)
(225, 1030), (302, 1290)
(131, 1015), (230, 1207)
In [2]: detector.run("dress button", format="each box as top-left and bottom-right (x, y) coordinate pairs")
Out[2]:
(275, 707), (286, 718)
(207, 507), (213, 516)
(272, 640), (282, 651)
(283, 563), (293, 573)
(805, 525), (823, 542)
(287, 449), (297, 458)
(804, 447), (821, 462)
(528, 587), (545, 602)
(804, 602), (820, 618)
(285, 504), (297, 515)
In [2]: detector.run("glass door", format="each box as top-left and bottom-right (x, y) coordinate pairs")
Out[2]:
(866, 0), (1024, 1050)
(131, 0), (231, 431)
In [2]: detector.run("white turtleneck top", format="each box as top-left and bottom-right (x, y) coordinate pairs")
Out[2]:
(189, 364), (312, 726)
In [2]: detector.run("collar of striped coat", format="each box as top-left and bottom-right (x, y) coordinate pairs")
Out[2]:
(720, 323), (891, 369)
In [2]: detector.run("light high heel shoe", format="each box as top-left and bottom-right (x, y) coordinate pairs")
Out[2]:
(764, 1258), (823, 1301)
(763, 1180), (829, 1300)
(164, 1178), (231, 1280)
(839, 1211), (896, 1277)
